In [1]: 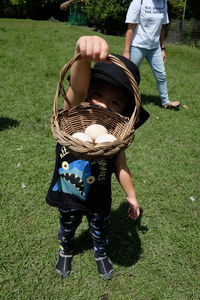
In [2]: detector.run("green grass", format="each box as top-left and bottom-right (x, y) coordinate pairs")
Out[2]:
(0, 19), (200, 300)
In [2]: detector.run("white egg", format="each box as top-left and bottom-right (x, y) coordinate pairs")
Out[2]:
(72, 132), (93, 142)
(85, 124), (108, 141)
(95, 134), (117, 143)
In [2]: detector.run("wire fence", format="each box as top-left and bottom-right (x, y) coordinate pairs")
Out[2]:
(166, 19), (200, 48)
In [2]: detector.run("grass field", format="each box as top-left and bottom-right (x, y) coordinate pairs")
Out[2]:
(0, 19), (200, 300)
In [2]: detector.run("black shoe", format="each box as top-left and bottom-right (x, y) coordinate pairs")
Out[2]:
(55, 251), (73, 278)
(95, 256), (114, 280)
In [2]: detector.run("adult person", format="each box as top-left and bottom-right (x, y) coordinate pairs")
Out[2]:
(124, 0), (181, 109)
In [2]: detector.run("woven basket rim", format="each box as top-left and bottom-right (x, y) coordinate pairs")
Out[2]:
(51, 54), (141, 160)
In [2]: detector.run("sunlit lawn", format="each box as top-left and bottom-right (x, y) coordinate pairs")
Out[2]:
(0, 19), (200, 300)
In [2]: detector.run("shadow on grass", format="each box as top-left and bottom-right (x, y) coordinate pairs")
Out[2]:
(141, 94), (161, 107)
(0, 117), (19, 131)
(109, 203), (148, 266)
(74, 203), (148, 267)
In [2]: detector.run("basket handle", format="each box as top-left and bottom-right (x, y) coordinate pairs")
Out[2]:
(53, 53), (82, 116)
(107, 55), (141, 137)
(53, 53), (141, 131)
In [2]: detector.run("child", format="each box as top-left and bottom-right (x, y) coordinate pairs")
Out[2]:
(46, 36), (149, 280)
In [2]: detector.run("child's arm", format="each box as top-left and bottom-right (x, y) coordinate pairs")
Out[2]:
(65, 36), (109, 108)
(115, 151), (140, 220)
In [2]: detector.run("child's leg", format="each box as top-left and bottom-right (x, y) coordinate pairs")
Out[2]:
(56, 208), (83, 278)
(87, 213), (114, 279)
(87, 213), (110, 258)
(58, 208), (83, 255)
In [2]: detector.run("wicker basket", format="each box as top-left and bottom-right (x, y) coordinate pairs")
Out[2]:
(51, 53), (141, 160)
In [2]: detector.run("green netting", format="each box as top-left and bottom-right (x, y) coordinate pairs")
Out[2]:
(68, 3), (87, 26)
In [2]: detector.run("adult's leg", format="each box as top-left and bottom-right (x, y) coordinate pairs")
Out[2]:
(130, 46), (146, 67)
(146, 47), (169, 106)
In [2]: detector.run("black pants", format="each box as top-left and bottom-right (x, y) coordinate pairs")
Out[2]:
(58, 208), (110, 257)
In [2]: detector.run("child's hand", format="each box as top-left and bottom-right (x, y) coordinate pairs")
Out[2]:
(126, 197), (140, 220)
(75, 36), (109, 62)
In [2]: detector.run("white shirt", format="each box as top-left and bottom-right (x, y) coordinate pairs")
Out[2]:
(125, 0), (169, 49)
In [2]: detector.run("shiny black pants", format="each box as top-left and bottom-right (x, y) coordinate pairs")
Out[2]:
(58, 208), (110, 257)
